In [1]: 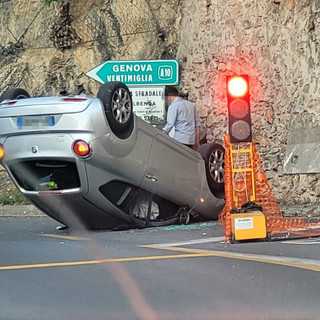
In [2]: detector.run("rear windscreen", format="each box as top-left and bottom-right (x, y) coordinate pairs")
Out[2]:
(9, 160), (80, 191)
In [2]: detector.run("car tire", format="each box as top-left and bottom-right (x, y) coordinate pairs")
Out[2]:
(179, 211), (190, 225)
(97, 81), (134, 139)
(0, 88), (30, 102)
(177, 206), (190, 225)
(198, 142), (225, 194)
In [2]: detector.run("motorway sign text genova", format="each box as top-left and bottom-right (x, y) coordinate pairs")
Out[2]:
(86, 60), (179, 86)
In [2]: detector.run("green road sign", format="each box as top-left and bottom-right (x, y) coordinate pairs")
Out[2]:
(86, 60), (179, 86)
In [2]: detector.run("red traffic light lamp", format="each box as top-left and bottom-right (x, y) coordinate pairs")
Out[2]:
(226, 75), (252, 143)
(227, 76), (248, 98)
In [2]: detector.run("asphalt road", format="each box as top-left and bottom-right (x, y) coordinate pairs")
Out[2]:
(1, 213), (320, 320)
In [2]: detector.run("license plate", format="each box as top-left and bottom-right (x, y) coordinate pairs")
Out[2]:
(17, 116), (55, 128)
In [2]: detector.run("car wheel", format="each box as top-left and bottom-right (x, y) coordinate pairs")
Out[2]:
(97, 81), (133, 139)
(179, 211), (190, 225)
(198, 142), (225, 193)
(177, 206), (190, 225)
(0, 88), (30, 102)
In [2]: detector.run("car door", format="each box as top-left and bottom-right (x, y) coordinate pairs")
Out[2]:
(140, 133), (203, 207)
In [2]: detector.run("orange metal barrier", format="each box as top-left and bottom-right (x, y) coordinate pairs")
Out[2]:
(220, 134), (320, 242)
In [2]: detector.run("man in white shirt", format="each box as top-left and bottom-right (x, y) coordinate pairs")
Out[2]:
(163, 86), (200, 150)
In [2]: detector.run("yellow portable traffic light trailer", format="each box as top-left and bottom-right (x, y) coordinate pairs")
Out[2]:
(221, 75), (320, 243)
(221, 133), (320, 243)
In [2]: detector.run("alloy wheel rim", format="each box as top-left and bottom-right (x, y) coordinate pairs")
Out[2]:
(209, 149), (225, 183)
(112, 88), (132, 124)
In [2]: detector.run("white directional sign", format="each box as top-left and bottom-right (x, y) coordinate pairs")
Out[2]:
(130, 86), (165, 123)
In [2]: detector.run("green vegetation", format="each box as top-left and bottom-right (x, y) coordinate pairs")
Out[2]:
(0, 192), (30, 206)
(41, 0), (61, 6)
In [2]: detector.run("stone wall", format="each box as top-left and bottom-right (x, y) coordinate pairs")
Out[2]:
(1, 0), (320, 204)
(177, 0), (320, 204)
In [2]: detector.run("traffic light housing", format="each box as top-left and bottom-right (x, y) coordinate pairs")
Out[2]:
(226, 75), (252, 143)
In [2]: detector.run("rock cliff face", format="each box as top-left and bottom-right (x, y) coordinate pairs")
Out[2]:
(1, 0), (320, 204)
(0, 0), (180, 95)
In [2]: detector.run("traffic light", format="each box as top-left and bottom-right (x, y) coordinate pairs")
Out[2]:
(226, 75), (252, 143)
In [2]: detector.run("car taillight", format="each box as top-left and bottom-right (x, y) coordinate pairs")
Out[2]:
(73, 140), (91, 157)
(0, 145), (4, 160)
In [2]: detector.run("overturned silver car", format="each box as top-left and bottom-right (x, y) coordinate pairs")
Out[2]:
(0, 82), (225, 229)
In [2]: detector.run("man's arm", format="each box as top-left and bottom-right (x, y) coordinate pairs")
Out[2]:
(163, 104), (177, 133)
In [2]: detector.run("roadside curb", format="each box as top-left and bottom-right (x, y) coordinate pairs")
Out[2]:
(281, 204), (320, 218)
(0, 204), (44, 217)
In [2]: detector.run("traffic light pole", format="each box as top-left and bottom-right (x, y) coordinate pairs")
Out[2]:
(229, 142), (256, 208)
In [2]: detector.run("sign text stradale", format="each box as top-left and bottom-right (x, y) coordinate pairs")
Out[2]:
(86, 60), (179, 86)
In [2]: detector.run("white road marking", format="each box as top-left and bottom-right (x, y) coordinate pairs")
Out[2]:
(281, 239), (320, 245)
(146, 236), (225, 247)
